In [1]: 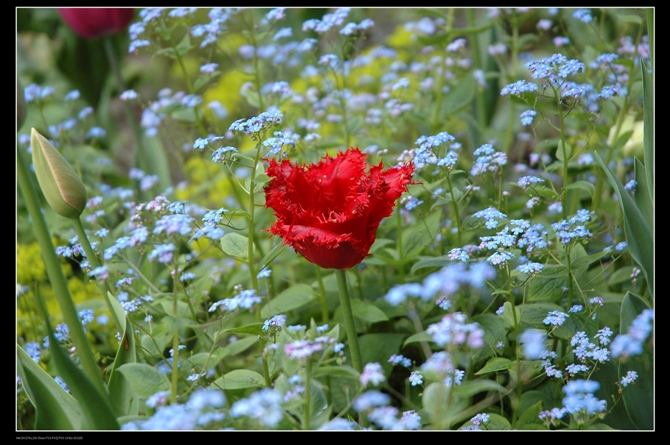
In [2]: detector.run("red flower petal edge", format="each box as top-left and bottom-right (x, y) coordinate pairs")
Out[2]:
(264, 147), (415, 269)
(58, 8), (135, 39)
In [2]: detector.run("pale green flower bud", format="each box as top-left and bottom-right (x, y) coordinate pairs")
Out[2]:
(30, 128), (87, 219)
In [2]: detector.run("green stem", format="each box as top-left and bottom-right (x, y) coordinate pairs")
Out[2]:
(396, 202), (405, 284)
(315, 266), (329, 325)
(170, 270), (181, 404)
(248, 142), (271, 387)
(304, 360), (312, 430)
(335, 269), (362, 373)
(72, 217), (122, 331)
(17, 147), (105, 393)
(445, 170), (462, 246)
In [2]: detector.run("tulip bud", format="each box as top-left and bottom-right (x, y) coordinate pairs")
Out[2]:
(30, 128), (87, 219)
(58, 8), (135, 39)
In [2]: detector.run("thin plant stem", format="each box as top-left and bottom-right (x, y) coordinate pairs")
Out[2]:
(335, 269), (362, 373)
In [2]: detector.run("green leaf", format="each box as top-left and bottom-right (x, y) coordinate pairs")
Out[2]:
(563, 180), (595, 199)
(401, 210), (441, 258)
(356, 333), (406, 374)
(527, 272), (569, 302)
(211, 369), (265, 390)
(614, 12), (643, 24)
(116, 363), (171, 399)
(442, 73), (475, 116)
(410, 255), (451, 274)
(595, 152), (653, 293)
(520, 303), (577, 340)
(17, 346), (82, 430)
(608, 266), (636, 286)
(350, 299), (388, 323)
(311, 365), (359, 379)
(619, 292), (653, 430)
(260, 283), (315, 318)
(47, 330), (120, 429)
(259, 242), (287, 271)
(470, 313), (507, 358)
(403, 331), (432, 347)
(475, 357), (513, 375)
(218, 335), (259, 357)
(453, 379), (506, 397)
(107, 295), (139, 417)
(555, 139), (572, 161)
(641, 61), (653, 198)
(212, 322), (264, 337)
(634, 158), (653, 233)
(517, 401), (545, 429)
(502, 301), (521, 328)
(220, 232), (250, 261)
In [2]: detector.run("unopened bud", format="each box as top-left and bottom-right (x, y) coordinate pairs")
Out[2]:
(30, 128), (87, 219)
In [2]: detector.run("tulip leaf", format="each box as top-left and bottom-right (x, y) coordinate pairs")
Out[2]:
(595, 151), (653, 294)
(107, 294), (139, 417)
(619, 292), (653, 430)
(17, 346), (82, 430)
(641, 61), (653, 197)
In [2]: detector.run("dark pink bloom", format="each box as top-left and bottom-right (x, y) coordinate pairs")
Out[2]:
(58, 8), (135, 39)
(264, 148), (415, 269)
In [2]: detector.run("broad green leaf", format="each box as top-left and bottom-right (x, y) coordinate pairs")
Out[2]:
(17, 346), (82, 430)
(356, 333), (406, 375)
(595, 152), (653, 294)
(261, 283), (315, 318)
(218, 335), (259, 357)
(502, 301), (521, 328)
(607, 266), (636, 286)
(570, 249), (610, 271)
(475, 357), (513, 375)
(403, 331), (432, 347)
(614, 12), (643, 24)
(220, 232), (250, 261)
(619, 293), (653, 430)
(470, 313), (507, 358)
(211, 369), (265, 390)
(410, 255), (451, 274)
(519, 302), (577, 340)
(350, 299), (389, 323)
(211, 322), (264, 337)
(641, 61), (653, 197)
(453, 379), (506, 397)
(568, 243), (589, 280)
(517, 400), (545, 429)
(116, 363), (171, 399)
(527, 272), (569, 302)
(563, 180), (595, 199)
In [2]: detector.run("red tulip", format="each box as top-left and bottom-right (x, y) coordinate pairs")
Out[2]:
(264, 148), (415, 269)
(58, 8), (135, 39)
